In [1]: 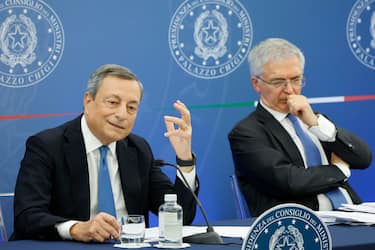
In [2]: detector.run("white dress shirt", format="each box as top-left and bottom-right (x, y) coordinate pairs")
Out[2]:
(260, 101), (352, 210)
(55, 116), (196, 239)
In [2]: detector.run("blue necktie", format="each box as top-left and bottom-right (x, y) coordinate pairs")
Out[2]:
(98, 146), (116, 216)
(288, 114), (348, 209)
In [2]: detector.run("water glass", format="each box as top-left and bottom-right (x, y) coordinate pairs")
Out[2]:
(119, 215), (145, 246)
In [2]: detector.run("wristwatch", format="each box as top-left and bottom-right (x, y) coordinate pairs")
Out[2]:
(176, 152), (196, 166)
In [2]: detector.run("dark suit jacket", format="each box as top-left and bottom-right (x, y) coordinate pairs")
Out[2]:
(228, 104), (372, 217)
(12, 116), (197, 240)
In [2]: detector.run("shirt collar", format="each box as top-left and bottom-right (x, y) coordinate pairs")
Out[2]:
(259, 99), (288, 122)
(81, 116), (116, 155)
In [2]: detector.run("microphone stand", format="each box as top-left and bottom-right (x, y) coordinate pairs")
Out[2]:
(154, 160), (224, 244)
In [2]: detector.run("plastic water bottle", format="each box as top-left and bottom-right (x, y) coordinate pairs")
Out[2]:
(158, 194), (183, 247)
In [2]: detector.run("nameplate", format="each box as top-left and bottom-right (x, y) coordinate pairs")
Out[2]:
(242, 203), (332, 250)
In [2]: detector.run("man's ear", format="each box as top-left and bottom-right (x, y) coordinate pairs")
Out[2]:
(83, 92), (93, 108)
(251, 76), (261, 94)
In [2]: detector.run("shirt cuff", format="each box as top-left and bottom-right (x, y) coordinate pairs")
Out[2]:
(335, 162), (351, 178)
(55, 220), (80, 240)
(309, 114), (336, 142)
(177, 166), (197, 191)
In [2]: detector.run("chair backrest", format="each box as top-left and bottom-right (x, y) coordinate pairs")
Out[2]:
(0, 204), (6, 242)
(229, 175), (250, 219)
(0, 193), (14, 241)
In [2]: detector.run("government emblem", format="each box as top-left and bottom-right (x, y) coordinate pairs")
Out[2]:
(242, 204), (332, 250)
(0, 0), (64, 87)
(347, 0), (375, 69)
(169, 0), (252, 79)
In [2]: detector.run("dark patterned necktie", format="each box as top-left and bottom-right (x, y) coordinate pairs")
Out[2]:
(288, 114), (348, 209)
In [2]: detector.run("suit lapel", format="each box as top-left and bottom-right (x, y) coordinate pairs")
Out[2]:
(116, 139), (142, 214)
(63, 116), (91, 218)
(255, 104), (305, 165)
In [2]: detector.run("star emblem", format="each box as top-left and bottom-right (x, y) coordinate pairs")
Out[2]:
(275, 236), (297, 250)
(201, 19), (220, 45)
(7, 24), (28, 51)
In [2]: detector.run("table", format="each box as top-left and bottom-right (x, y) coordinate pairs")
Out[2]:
(1, 219), (375, 249)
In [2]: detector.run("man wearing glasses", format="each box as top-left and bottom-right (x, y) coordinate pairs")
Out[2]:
(228, 38), (372, 216)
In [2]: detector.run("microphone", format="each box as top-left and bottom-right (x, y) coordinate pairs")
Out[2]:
(154, 159), (224, 244)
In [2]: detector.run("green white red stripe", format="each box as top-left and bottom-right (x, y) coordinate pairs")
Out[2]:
(0, 95), (374, 121)
(309, 95), (375, 104)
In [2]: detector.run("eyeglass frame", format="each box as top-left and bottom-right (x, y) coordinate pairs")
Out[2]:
(255, 75), (306, 88)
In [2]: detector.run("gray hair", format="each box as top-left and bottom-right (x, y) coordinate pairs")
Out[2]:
(248, 38), (305, 76)
(86, 64), (144, 100)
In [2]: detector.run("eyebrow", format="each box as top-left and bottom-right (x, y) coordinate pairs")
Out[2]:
(270, 75), (302, 80)
(105, 95), (139, 104)
(127, 100), (139, 105)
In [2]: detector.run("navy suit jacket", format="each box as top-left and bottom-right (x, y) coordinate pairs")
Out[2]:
(12, 116), (197, 240)
(228, 104), (372, 216)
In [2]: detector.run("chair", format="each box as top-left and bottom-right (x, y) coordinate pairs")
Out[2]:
(0, 193), (14, 241)
(0, 204), (6, 241)
(229, 175), (250, 219)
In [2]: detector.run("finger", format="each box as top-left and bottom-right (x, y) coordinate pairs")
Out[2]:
(103, 216), (121, 239)
(98, 224), (118, 241)
(164, 129), (189, 138)
(100, 213), (120, 229)
(287, 95), (300, 107)
(286, 94), (295, 102)
(176, 99), (186, 106)
(164, 117), (176, 133)
(97, 213), (120, 239)
(173, 100), (191, 125)
(90, 225), (108, 242)
(286, 98), (294, 110)
(164, 116), (189, 130)
(289, 107), (300, 117)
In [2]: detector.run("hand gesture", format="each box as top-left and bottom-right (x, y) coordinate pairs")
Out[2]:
(164, 100), (193, 171)
(287, 94), (318, 127)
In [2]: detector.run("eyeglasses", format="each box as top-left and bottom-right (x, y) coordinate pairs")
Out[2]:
(255, 75), (306, 88)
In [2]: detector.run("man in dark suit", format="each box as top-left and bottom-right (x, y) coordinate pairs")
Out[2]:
(13, 64), (197, 241)
(228, 38), (372, 217)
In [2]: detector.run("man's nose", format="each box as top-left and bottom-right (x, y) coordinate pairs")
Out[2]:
(283, 81), (294, 93)
(115, 105), (128, 119)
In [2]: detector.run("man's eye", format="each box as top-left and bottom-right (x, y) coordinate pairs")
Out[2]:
(270, 80), (285, 85)
(127, 105), (138, 113)
(291, 76), (300, 80)
(105, 99), (120, 106)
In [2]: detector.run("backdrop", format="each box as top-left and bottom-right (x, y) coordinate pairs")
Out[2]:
(0, 0), (374, 225)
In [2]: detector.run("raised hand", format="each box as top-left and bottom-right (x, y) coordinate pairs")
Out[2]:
(287, 94), (318, 127)
(164, 100), (193, 172)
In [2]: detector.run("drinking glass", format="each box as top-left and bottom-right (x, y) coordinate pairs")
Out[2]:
(118, 215), (145, 246)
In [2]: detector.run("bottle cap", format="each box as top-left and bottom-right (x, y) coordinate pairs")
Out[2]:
(164, 194), (177, 202)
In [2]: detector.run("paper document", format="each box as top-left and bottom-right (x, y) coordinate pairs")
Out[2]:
(339, 202), (375, 214)
(145, 226), (250, 242)
(316, 210), (375, 225)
